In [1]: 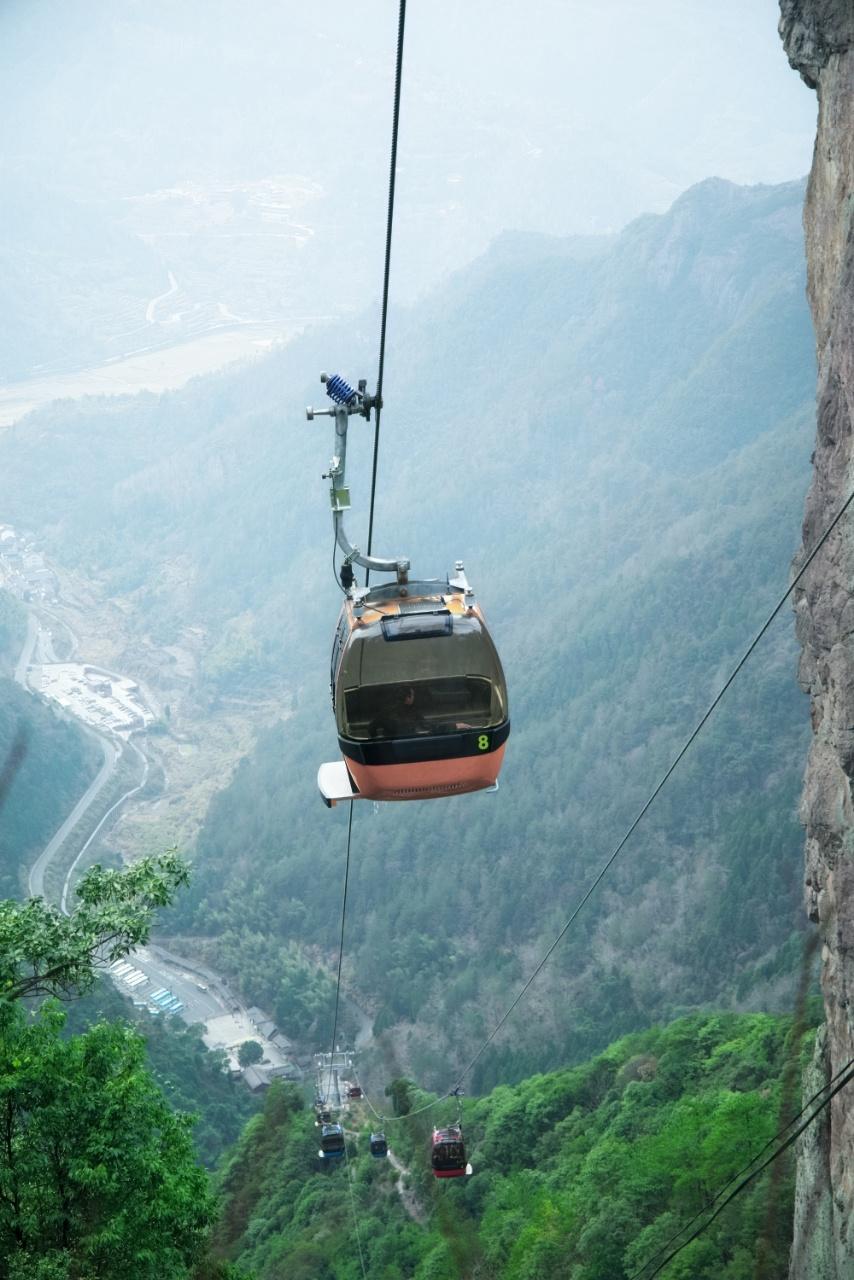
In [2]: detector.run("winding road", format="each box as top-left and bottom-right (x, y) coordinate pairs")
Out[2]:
(59, 739), (148, 913)
(13, 596), (375, 1081)
(27, 734), (120, 900)
(14, 616), (130, 905)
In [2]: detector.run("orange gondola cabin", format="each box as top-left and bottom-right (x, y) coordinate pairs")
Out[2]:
(309, 372), (510, 807)
(322, 574), (509, 804)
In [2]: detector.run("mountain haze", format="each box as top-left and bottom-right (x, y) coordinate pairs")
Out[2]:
(0, 177), (817, 1091)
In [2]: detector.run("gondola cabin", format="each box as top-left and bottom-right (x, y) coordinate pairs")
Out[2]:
(319, 1123), (346, 1159)
(431, 1125), (470, 1178)
(347, 1085), (363, 1100)
(370, 1132), (388, 1159)
(320, 574), (509, 805)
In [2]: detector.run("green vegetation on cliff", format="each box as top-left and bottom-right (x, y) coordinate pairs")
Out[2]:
(205, 1011), (808, 1279)
(0, 1001), (215, 1280)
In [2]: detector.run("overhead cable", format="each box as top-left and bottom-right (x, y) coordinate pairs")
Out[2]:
(365, 0), (407, 586)
(629, 1057), (854, 1279)
(324, 801), (355, 1102)
(629, 1052), (854, 1278)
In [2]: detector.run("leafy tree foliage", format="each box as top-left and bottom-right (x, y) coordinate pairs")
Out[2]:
(0, 853), (229, 1275)
(0, 851), (189, 1002)
(0, 1000), (215, 1279)
(205, 1012), (809, 1279)
(63, 978), (261, 1170)
(237, 1039), (263, 1067)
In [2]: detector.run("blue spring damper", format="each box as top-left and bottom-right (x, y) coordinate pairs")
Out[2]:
(325, 373), (358, 406)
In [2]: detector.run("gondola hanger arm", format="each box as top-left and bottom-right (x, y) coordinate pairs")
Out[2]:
(307, 372), (410, 582)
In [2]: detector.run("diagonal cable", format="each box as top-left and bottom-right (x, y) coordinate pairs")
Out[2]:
(449, 484), (854, 1092)
(630, 1059), (854, 1279)
(629, 1052), (854, 1278)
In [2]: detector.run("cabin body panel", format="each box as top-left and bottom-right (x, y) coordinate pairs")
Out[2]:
(344, 743), (506, 801)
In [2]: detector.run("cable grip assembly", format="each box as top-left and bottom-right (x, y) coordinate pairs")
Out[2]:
(307, 371), (409, 584)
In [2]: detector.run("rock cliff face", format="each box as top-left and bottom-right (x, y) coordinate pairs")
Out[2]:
(779, 3), (854, 1276)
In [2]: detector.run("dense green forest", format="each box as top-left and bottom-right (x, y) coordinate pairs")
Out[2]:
(0, 179), (816, 1083)
(205, 1010), (811, 1279)
(183, 179), (815, 1087)
(64, 978), (260, 1167)
(0, 855), (216, 1278)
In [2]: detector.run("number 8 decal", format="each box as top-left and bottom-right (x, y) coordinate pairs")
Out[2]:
(477, 734), (490, 751)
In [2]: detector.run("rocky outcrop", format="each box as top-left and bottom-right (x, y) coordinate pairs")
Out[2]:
(780, 0), (854, 87)
(780, 3), (854, 1276)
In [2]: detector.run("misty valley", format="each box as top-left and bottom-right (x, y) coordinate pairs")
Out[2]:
(1, 3), (851, 1279)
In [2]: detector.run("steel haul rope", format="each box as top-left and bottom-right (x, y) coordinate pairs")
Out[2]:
(365, 0), (407, 587)
(325, 800), (355, 1101)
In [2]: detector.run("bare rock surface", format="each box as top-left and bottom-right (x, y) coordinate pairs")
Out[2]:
(780, 3), (854, 1275)
(780, 0), (854, 87)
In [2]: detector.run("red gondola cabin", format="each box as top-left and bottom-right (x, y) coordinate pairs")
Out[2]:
(431, 1125), (469, 1178)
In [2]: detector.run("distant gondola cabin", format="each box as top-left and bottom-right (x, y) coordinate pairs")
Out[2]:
(320, 1123), (346, 1159)
(431, 1125), (468, 1178)
(370, 1132), (388, 1159)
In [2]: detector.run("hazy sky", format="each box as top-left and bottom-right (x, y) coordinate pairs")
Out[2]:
(2, 0), (816, 308)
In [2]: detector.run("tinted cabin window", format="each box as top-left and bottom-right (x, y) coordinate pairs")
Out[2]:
(381, 613), (453, 641)
(344, 676), (496, 740)
(433, 1141), (464, 1170)
(337, 612), (507, 740)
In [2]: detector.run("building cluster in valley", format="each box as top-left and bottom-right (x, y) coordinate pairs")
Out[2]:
(205, 1003), (304, 1093)
(35, 662), (153, 735)
(109, 956), (304, 1093)
(0, 524), (58, 602)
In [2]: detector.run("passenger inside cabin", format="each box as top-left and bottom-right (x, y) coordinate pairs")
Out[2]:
(371, 684), (429, 738)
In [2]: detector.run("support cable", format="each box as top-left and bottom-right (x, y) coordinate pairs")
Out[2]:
(344, 1139), (369, 1280)
(324, 801), (355, 1103)
(629, 1053), (854, 1278)
(354, 1071), (451, 1126)
(448, 483), (854, 1094)
(365, 0), (407, 587)
(629, 1058), (854, 1279)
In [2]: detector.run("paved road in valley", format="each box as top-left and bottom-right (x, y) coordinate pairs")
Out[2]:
(27, 734), (120, 899)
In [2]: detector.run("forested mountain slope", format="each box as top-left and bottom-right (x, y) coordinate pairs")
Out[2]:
(204, 1011), (809, 1280)
(0, 177), (816, 1085)
(0, 591), (101, 897)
